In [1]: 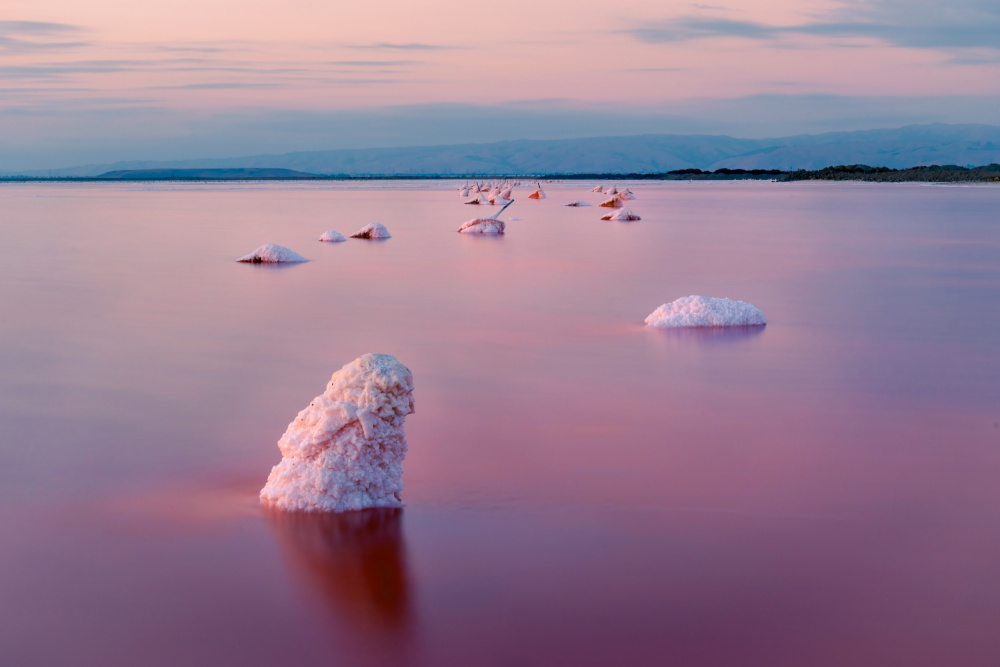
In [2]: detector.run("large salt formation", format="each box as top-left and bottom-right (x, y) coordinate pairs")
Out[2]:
(260, 353), (415, 512)
(458, 217), (505, 234)
(237, 243), (307, 263)
(351, 222), (391, 239)
(645, 295), (766, 328)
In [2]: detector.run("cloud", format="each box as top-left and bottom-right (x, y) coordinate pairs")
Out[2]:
(0, 20), (86, 53)
(153, 82), (285, 90)
(326, 60), (420, 66)
(348, 42), (457, 50)
(630, 0), (1000, 51)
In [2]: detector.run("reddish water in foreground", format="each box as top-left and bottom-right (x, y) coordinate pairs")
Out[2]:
(1, 180), (999, 666)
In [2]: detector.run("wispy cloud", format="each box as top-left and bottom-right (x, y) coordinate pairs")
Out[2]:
(326, 60), (420, 66)
(153, 82), (285, 90)
(0, 20), (87, 53)
(348, 42), (458, 51)
(629, 0), (1000, 51)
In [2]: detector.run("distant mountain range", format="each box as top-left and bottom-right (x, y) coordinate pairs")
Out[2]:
(8, 123), (1000, 177)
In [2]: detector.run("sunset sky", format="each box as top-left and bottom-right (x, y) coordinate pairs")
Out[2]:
(3, 0), (1000, 169)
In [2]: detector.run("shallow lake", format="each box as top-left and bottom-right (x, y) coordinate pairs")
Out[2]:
(2, 179), (999, 666)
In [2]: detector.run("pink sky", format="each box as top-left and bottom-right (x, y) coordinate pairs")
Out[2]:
(2, 0), (1000, 167)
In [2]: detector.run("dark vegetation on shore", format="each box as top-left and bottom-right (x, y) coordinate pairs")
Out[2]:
(2, 164), (999, 183)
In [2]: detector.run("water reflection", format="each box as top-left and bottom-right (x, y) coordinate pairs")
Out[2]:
(265, 508), (413, 639)
(648, 324), (766, 346)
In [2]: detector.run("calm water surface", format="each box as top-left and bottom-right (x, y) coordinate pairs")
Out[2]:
(1, 180), (999, 666)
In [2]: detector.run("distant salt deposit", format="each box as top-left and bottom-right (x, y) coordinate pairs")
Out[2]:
(645, 296), (767, 328)
(564, 200), (592, 207)
(600, 208), (640, 221)
(350, 223), (391, 239)
(599, 196), (623, 208)
(318, 230), (346, 243)
(260, 353), (415, 512)
(236, 243), (307, 263)
(465, 193), (490, 205)
(619, 189), (636, 200)
(592, 185), (604, 193)
(458, 217), (505, 234)
(528, 185), (546, 199)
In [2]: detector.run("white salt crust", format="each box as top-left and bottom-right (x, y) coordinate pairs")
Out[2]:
(260, 353), (415, 512)
(458, 217), (505, 234)
(600, 208), (641, 221)
(645, 295), (767, 328)
(236, 243), (307, 263)
(350, 223), (391, 239)
(318, 230), (347, 242)
(564, 200), (592, 207)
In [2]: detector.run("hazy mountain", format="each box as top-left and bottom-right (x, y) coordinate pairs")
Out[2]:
(10, 123), (1000, 177)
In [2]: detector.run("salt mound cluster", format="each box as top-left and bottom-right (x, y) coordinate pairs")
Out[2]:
(319, 230), (346, 242)
(600, 208), (640, 221)
(645, 296), (767, 328)
(564, 200), (592, 207)
(260, 353), (415, 512)
(237, 243), (307, 263)
(351, 223), (391, 239)
(458, 217), (505, 234)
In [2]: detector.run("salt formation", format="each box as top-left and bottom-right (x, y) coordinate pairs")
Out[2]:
(318, 230), (347, 242)
(260, 353), (415, 512)
(458, 217), (505, 234)
(528, 185), (546, 199)
(645, 296), (767, 328)
(237, 243), (307, 263)
(564, 200), (592, 207)
(599, 195), (623, 208)
(350, 223), (391, 239)
(619, 188), (636, 200)
(592, 185), (604, 192)
(600, 208), (641, 221)
(465, 193), (490, 205)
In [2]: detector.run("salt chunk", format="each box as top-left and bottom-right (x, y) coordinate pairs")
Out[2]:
(350, 223), (391, 239)
(458, 217), (505, 234)
(619, 189), (636, 200)
(592, 185), (604, 193)
(600, 208), (640, 221)
(237, 243), (307, 263)
(319, 230), (347, 242)
(260, 353), (415, 512)
(564, 200), (592, 207)
(645, 296), (767, 328)
(528, 186), (546, 199)
(599, 195), (623, 208)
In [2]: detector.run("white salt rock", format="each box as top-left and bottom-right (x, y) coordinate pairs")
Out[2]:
(619, 189), (636, 200)
(645, 296), (766, 328)
(458, 217), (505, 234)
(599, 195), (623, 208)
(465, 193), (490, 205)
(237, 243), (307, 263)
(260, 353), (415, 512)
(350, 222), (391, 239)
(592, 185), (604, 192)
(458, 188), (470, 197)
(318, 230), (347, 242)
(528, 186), (546, 199)
(500, 188), (513, 199)
(600, 208), (640, 221)
(607, 185), (618, 195)
(564, 200), (592, 207)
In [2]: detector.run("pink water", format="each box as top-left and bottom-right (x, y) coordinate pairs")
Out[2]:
(1, 180), (999, 666)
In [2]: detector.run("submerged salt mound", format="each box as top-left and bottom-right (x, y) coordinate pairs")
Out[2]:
(599, 196), (623, 208)
(592, 185), (604, 193)
(600, 208), (640, 221)
(350, 222), (391, 239)
(645, 295), (766, 328)
(465, 193), (490, 205)
(237, 243), (307, 263)
(528, 186), (546, 199)
(260, 353), (415, 512)
(564, 200), (592, 207)
(458, 217), (505, 234)
(619, 189), (636, 201)
(318, 230), (347, 243)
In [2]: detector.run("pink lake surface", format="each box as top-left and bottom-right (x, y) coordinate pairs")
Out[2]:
(1, 180), (999, 666)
